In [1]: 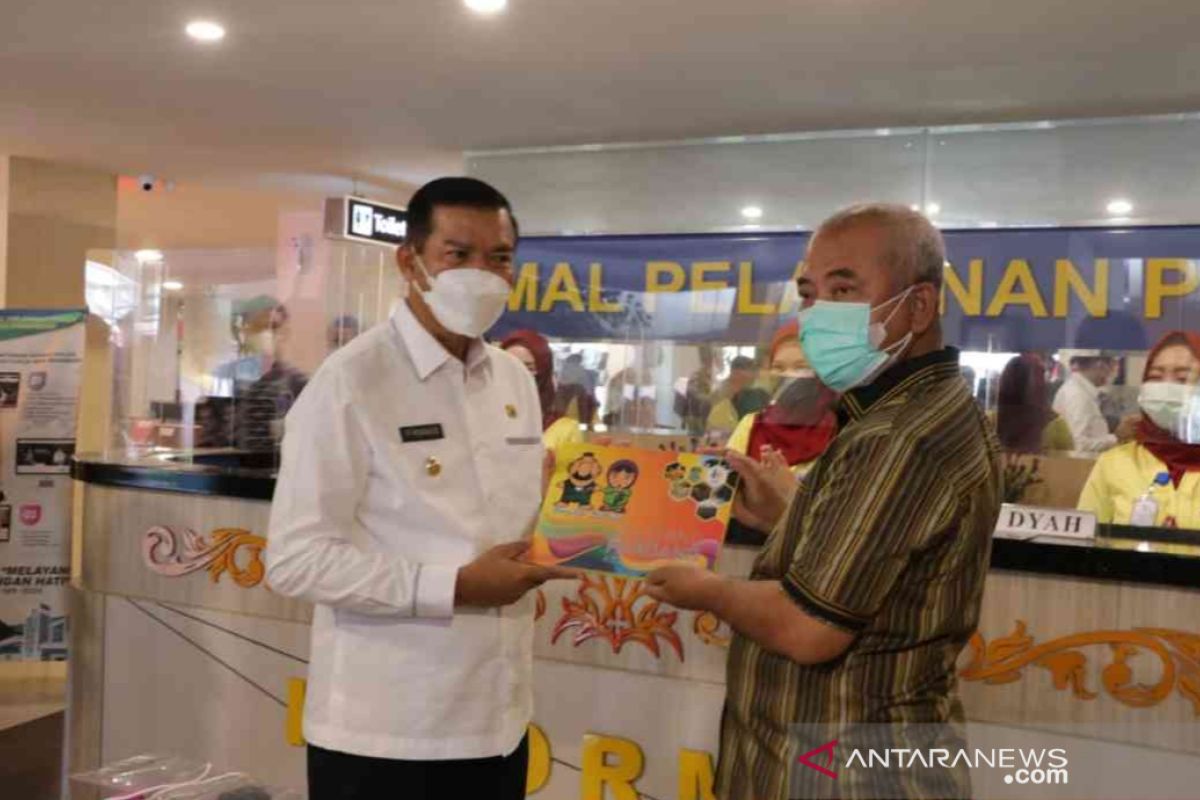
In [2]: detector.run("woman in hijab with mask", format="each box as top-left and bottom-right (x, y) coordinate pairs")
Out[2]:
(1078, 331), (1200, 528)
(726, 322), (837, 490)
(502, 330), (584, 452)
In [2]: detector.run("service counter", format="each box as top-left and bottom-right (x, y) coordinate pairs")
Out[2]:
(67, 454), (1200, 799)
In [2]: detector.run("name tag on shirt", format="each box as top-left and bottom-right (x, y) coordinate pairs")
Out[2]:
(400, 424), (445, 443)
(505, 436), (541, 446)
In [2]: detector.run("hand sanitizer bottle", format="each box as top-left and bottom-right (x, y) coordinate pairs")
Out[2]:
(1129, 472), (1171, 527)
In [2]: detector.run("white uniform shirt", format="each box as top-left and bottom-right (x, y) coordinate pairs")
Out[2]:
(266, 300), (544, 761)
(1052, 372), (1117, 453)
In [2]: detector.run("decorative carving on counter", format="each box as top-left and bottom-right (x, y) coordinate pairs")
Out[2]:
(959, 620), (1200, 715)
(551, 574), (683, 660)
(694, 611), (731, 648)
(535, 588), (546, 621)
(142, 525), (266, 588)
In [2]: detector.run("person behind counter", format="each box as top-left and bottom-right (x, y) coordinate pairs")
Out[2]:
(706, 355), (770, 435)
(1079, 331), (1200, 528)
(644, 204), (1003, 800)
(725, 320), (836, 500)
(266, 177), (576, 800)
(1053, 353), (1137, 452)
(501, 329), (583, 451)
(234, 304), (308, 452)
(327, 314), (360, 352)
(993, 353), (1074, 453)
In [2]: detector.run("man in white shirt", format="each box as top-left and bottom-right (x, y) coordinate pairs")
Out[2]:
(266, 177), (575, 799)
(1052, 354), (1118, 452)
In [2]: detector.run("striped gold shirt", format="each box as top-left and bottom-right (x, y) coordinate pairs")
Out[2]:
(718, 347), (1003, 800)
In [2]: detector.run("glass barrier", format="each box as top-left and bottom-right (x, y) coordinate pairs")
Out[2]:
(83, 121), (1200, 556)
(88, 235), (399, 470)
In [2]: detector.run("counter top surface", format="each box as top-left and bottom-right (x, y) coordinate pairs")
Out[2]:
(74, 454), (1200, 590)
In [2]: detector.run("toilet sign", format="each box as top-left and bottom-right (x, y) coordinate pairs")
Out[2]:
(994, 503), (1097, 541)
(324, 196), (407, 247)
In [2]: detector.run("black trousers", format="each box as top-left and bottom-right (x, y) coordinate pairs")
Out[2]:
(308, 735), (529, 800)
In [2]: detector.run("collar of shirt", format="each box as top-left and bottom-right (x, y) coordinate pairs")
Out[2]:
(391, 298), (491, 381)
(1067, 370), (1101, 400)
(837, 346), (961, 425)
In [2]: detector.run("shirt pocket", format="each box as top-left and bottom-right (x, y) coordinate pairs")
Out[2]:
(374, 434), (470, 511)
(490, 436), (545, 531)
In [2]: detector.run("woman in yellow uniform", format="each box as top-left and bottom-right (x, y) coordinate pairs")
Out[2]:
(501, 330), (584, 451)
(1078, 330), (1200, 529)
(726, 321), (837, 488)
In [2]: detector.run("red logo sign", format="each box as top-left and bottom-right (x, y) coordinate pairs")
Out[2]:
(797, 739), (838, 779)
(19, 504), (42, 526)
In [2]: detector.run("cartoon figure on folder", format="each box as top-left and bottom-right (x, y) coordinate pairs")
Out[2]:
(557, 452), (603, 509)
(600, 460), (639, 514)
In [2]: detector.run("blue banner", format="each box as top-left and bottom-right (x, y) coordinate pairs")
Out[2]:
(494, 226), (1200, 352)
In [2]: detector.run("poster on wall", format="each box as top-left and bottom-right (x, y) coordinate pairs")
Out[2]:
(0, 310), (85, 661)
(531, 443), (736, 576)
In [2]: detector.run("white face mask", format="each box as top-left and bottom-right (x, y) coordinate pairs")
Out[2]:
(1138, 381), (1192, 436)
(243, 329), (275, 357)
(412, 256), (511, 338)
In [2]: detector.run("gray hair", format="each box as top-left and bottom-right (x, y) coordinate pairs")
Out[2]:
(810, 203), (945, 290)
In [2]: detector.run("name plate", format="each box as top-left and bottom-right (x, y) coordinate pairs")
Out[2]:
(994, 503), (1097, 541)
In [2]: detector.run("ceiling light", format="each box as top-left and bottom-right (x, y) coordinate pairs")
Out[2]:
(464, 0), (507, 13)
(875, 128), (892, 136)
(1106, 198), (1134, 216)
(740, 205), (763, 220)
(162, 280), (184, 292)
(185, 20), (226, 42)
(925, 203), (941, 216)
(134, 249), (163, 264)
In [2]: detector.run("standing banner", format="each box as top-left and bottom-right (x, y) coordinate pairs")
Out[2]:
(0, 310), (85, 661)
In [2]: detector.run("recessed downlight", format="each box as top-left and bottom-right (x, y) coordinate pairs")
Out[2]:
(134, 249), (163, 264)
(186, 20), (226, 42)
(740, 205), (764, 220)
(162, 280), (184, 292)
(464, 0), (507, 13)
(1106, 198), (1134, 216)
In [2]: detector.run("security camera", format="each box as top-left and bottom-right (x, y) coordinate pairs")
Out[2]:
(138, 174), (156, 192)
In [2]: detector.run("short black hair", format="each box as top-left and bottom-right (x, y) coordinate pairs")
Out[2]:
(608, 459), (639, 484)
(1070, 355), (1114, 370)
(404, 177), (518, 250)
(730, 356), (757, 372)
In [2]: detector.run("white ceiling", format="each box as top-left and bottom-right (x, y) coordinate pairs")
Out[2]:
(3, 0), (1200, 190)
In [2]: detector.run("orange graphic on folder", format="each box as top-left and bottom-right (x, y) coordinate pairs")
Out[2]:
(529, 443), (737, 577)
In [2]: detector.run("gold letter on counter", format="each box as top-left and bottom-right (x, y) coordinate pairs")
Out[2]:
(285, 678), (306, 746)
(1145, 258), (1199, 319)
(588, 263), (622, 313)
(679, 749), (716, 800)
(510, 262), (539, 311)
(540, 263), (585, 312)
(581, 733), (644, 800)
(526, 724), (551, 793)
(736, 261), (775, 315)
(943, 259), (983, 316)
(1054, 259), (1108, 318)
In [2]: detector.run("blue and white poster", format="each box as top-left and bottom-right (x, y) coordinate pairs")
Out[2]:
(0, 310), (85, 661)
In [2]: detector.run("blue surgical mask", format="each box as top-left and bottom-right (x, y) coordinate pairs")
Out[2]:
(797, 286), (915, 392)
